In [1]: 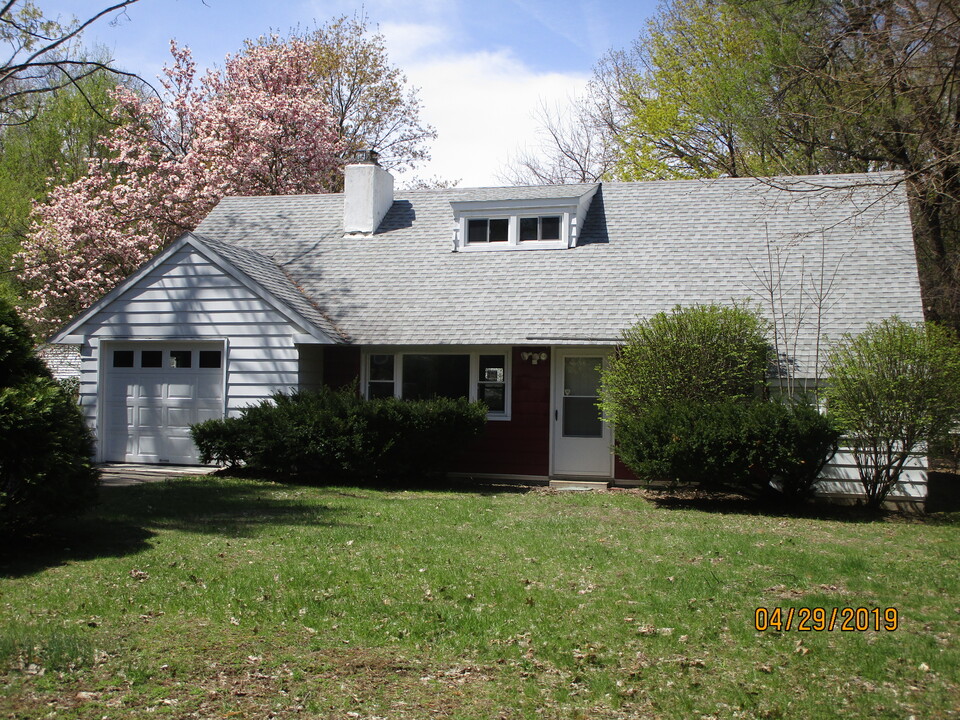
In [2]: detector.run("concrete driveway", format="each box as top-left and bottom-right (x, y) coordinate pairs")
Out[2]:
(98, 463), (216, 487)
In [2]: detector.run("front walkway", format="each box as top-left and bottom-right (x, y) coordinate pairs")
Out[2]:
(98, 463), (216, 487)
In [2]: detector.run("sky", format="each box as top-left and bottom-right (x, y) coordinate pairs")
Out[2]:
(45, 0), (659, 187)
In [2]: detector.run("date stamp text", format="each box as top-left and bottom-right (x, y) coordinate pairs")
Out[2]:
(754, 606), (898, 632)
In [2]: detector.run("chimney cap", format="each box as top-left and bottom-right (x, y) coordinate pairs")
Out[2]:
(353, 149), (380, 165)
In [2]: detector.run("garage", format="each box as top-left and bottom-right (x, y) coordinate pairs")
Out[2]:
(102, 342), (225, 464)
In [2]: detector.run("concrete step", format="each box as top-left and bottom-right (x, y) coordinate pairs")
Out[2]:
(549, 479), (610, 492)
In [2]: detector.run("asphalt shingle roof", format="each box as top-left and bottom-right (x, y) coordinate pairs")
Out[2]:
(192, 232), (346, 341)
(195, 172), (924, 375)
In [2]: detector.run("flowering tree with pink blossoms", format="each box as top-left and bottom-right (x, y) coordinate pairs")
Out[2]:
(15, 38), (343, 335)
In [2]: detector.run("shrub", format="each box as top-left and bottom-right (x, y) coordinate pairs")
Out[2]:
(191, 387), (488, 482)
(0, 299), (98, 535)
(615, 398), (839, 500)
(746, 399), (840, 501)
(601, 303), (771, 424)
(824, 318), (960, 508)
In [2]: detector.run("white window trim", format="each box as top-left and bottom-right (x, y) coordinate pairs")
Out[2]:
(361, 347), (512, 421)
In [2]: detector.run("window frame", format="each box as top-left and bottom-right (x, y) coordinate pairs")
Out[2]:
(361, 347), (512, 421)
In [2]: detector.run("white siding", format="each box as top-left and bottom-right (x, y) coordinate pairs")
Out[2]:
(74, 246), (308, 460)
(819, 447), (927, 500)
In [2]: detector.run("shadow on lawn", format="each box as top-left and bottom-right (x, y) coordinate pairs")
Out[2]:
(639, 489), (891, 523)
(214, 467), (536, 497)
(0, 477), (344, 578)
(103, 477), (345, 536)
(0, 516), (155, 579)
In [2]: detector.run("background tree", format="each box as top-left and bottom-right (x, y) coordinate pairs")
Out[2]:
(0, 59), (123, 303)
(15, 38), (343, 336)
(0, 0), (141, 123)
(255, 14), (436, 184)
(825, 318), (960, 509)
(515, 0), (959, 327)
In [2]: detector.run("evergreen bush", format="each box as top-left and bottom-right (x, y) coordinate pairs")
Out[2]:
(191, 387), (488, 483)
(0, 299), (98, 535)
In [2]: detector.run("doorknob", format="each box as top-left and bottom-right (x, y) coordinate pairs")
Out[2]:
(555, 409), (558, 421)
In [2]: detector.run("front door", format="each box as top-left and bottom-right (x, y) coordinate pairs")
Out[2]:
(552, 351), (612, 477)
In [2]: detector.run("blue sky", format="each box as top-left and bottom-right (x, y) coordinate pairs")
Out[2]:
(47, 0), (659, 186)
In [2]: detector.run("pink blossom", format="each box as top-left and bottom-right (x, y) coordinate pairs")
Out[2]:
(16, 39), (343, 335)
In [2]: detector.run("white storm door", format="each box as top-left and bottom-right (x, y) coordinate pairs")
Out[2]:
(552, 351), (613, 477)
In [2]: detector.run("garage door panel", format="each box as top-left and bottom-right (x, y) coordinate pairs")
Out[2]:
(103, 343), (224, 464)
(196, 377), (223, 399)
(139, 381), (163, 399)
(136, 434), (160, 457)
(166, 382), (194, 400)
(196, 407), (222, 423)
(166, 407), (195, 428)
(138, 407), (162, 428)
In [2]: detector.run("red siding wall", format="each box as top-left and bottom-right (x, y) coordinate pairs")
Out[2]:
(451, 346), (551, 477)
(614, 454), (638, 482)
(319, 344), (629, 481)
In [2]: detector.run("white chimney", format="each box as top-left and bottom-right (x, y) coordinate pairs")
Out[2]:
(343, 150), (394, 235)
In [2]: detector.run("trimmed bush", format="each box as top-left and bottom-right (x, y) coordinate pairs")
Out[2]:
(601, 303), (771, 424)
(0, 299), (98, 535)
(615, 398), (839, 500)
(191, 387), (488, 482)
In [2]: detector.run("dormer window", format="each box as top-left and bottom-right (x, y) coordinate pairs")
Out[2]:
(520, 216), (561, 242)
(449, 185), (599, 253)
(468, 218), (509, 244)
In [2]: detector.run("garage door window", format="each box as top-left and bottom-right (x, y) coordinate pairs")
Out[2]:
(141, 350), (162, 367)
(169, 350), (192, 368)
(198, 350), (222, 368)
(113, 350), (134, 367)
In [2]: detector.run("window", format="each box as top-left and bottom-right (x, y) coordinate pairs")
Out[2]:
(367, 354), (395, 398)
(402, 354), (470, 400)
(113, 350), (134, 368)
(198, 350), (222, 369)
(519, 216), (561, 242)
(169, 350), (192, 368)
(365, 351), (510, 419)
(141, 350), (162, 368)
(467, 218), (509, 244)
(477, 355), (506, 412)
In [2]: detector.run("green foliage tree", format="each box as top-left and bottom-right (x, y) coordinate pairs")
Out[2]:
(600, 303), (771, 424)
(0, 297), (98, 535)
(0, 64), (121, 302)
(824, 318), (960, 508)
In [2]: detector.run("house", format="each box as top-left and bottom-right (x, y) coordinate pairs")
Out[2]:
(50, 155), (927, 498)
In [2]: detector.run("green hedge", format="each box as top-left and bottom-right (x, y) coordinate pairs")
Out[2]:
(615, 398), (839, 500)
(191, 388), (488, 483)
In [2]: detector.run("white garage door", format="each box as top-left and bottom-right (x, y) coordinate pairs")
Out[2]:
(103, 342), (225, 464)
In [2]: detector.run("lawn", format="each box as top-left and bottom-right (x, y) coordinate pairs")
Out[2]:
(1, 476), (958, 719)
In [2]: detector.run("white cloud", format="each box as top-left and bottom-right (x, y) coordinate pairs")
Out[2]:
(381, 29), (588, 188)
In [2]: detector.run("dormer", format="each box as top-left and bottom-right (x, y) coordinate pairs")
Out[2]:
(449, 184), (599, 252)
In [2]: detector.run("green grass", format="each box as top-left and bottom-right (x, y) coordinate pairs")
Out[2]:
(1, 477), (958, 719)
